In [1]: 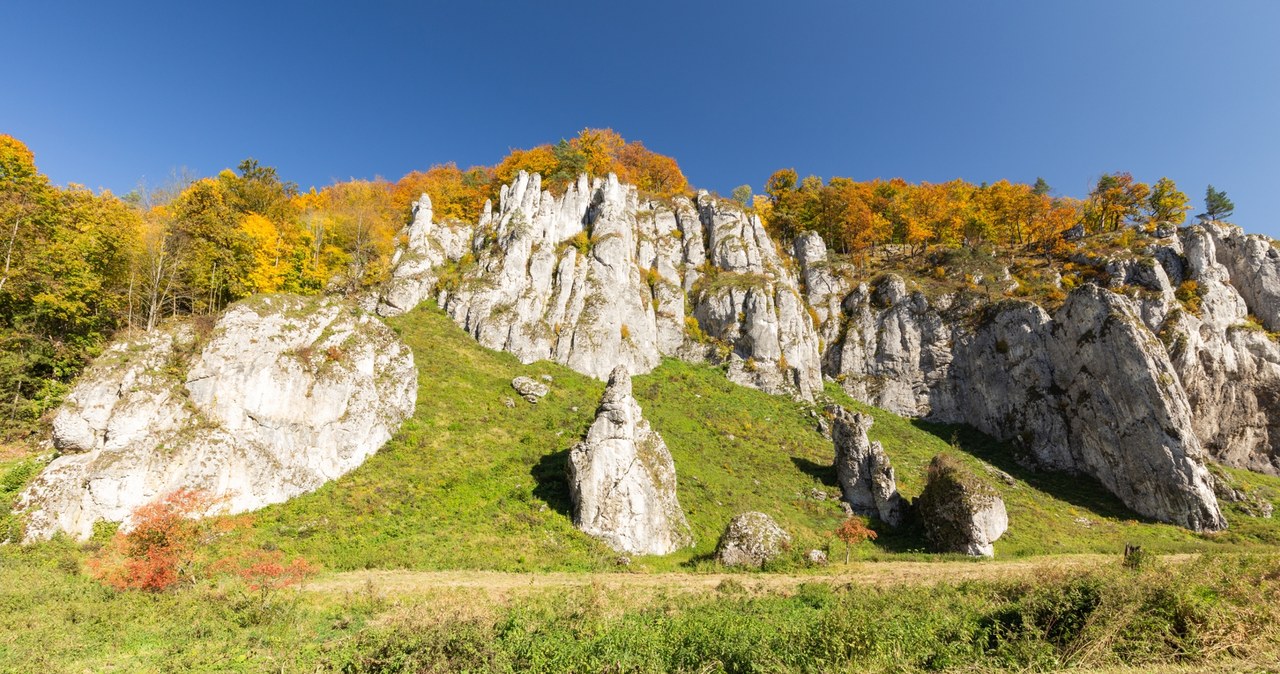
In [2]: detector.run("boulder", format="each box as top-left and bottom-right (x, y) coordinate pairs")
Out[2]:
(511, 376), (550, 403)
(805, 549), (829, 566)
(915, 455), (1008, 557)
(17, 294), (417, 541)
(566, 366), (693, 555)
(829, 406), (905, 526)
(715, 511), (791, 568)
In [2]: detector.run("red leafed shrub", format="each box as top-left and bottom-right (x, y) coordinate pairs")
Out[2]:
(215, 549), (318, 591)
(88, 488), (222, 592)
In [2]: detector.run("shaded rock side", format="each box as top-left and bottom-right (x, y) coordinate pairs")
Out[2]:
(915, 455), (1008, 557)
(828, 406), (905, 526)
(566, 366), (693, 556)
(17, 294), (417, 541)
(714, 511), (791, 568)
(945, 285), (1225, 531)
(379, 171), (822, 399)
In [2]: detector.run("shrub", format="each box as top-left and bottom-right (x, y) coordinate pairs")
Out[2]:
(1175, 280), (1204, 315)
(834, 516), (877, 563)
(87, 489), (223, 592)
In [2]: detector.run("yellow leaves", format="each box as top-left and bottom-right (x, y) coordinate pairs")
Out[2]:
(239, 213), (284, 293)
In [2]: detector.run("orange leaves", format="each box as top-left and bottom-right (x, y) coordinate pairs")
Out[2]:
(88, 488), (225, 592)
(393, 163), (493, 224)
(88, 488), (317, 594)
(212, 549), (317, 592)
(834, 516), (878, 562)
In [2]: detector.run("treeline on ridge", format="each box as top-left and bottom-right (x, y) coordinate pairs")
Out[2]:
(0, 129), (1236, 442)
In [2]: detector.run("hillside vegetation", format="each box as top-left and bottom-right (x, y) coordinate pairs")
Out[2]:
(226, 301), (1280, 572)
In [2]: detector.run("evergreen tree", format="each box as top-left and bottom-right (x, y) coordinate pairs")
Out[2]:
(1032, 177), (1051, 196)
(1199, 185), (1234, 221)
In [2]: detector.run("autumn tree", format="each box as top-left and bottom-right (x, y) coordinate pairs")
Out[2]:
(318, 180), (399, 295)
(1200, 185), (1234, 221)
(834, 516), (878, 563)
(1144, 177), (1190, 227)
(1084, 172), (1150, 233)
(88, 489), (225, 592)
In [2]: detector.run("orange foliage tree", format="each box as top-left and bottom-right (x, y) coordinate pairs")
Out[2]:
(834, 516), (878, 564)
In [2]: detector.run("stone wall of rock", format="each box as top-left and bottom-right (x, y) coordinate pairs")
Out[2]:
(17, 295), (417, 541)
(379, 172), (823, 399)
(377, 169), (1280, 532)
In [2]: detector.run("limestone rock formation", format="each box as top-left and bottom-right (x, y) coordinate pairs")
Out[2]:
(714, 511), (791, 567)
(566, 366), (693, 556)
(374, 168), (1280, 533)
(17, 294), (417, 541)
(377, 193), (474, 317)
(829, 406), (905, 526)
(915, 455), (1008, 557)
(944, 285), (1226, 531)
(379, 172), (822, 399)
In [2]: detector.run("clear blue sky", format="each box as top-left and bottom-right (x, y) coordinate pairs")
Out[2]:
(3, 1), (1278, 238)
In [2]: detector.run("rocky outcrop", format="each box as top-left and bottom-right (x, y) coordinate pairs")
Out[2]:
(915, 455), (1008, 557)
(375, 168), (1279, 533)
(377, 193), (474, 317)
(943, 285), (1226, 531)
(379, 172), (822, 399)
(566, 366), (693, 556)
(829, 406), (905, 526)
(17, 294), (417, 541)
(714, 511), (791, 568)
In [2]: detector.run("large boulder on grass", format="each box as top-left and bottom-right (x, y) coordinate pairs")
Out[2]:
(715, 511), (791, 568)
(915, 454), (1008, 557)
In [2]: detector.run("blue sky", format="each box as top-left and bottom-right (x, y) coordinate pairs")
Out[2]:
(3, 1), (1278, 238)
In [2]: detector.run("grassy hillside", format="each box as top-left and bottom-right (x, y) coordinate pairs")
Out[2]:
(234, 301), (1280, 571)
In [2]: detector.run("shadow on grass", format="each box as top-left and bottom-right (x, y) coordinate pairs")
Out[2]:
(910, 420), (1156, 525)
(790, 456), (838, 488)
(531, 448), (574, 520)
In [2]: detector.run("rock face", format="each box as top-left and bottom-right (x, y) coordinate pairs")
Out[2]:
(915, 455), (1008, 557)
(829, 406), (905, 527)
(379, 172), (822, 399)
(17, 294), (417, 541)
(715, 511), (791, 568)
(377, 193), (473, 317)
(566, 366), (693, 556)
(377, 169), (1280, 533)
(943, 285), (1226, 531)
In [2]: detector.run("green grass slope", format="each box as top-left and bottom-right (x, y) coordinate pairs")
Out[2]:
(241, 302), (1280, 571)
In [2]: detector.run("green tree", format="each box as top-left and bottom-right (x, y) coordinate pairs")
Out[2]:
(1032, 177), (1051, 196)
(1200, 185), (1235, 221)
(730, 184), (753, 208)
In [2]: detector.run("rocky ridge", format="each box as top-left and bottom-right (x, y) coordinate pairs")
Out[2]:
(380, 171), (822, 398)
(379, 170), (1280, 532)
(17, 295), (417, 540)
